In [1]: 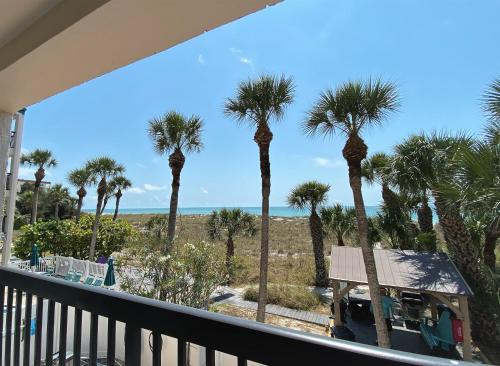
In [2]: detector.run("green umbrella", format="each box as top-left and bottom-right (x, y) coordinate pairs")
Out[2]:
(104, 257), (116, 287)
(30, 243), (40, 269)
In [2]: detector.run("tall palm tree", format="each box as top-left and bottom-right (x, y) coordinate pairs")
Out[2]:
(287, 181), (330, 286)
(110, 176), (132, 220)
(148, 111), (203, 251)
(48, 184), (71, 220)
(85, 157), (124, 261)
(68, 167), (92, 222)
(20, 149), (57, 224)
(320, 204), (356, 247)
(225, 74), (295, 322)
(206, 208), (257, 282)
(303, 79), (399, 348)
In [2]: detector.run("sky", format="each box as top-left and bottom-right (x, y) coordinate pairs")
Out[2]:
(20, 0), (500, 209)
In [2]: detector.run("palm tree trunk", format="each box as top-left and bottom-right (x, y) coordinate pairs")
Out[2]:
(255, 124), (272, 323)
(75, 194), (84, 222)
(309, 210), (328, 287)
(483, 225), (498, 271)
(89, 178), (106, 261)
(54, 203), (60, 220)
(30, 185), (40, 224)
(166, 149), (185, 251)
(417, 195), (433, 233)
(226, 236), (235, 282)
(343, 134), (391, 348)
(337, 233), (345, 246)
(100, 196), (108, 215)
(113, 194), (121, 221)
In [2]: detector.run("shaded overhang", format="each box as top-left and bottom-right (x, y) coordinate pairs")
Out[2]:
(0, 0), (280, 113)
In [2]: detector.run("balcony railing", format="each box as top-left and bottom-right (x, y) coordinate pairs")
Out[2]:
(0, 266), (465, 366)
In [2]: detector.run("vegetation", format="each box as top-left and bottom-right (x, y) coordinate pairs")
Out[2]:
(304, 79), (399, 348)
(109, 176), (132, 220)
(48, 184), (72, 220)
(225, 74), (295, 322)
(243, 284), (322, 311)
(148, 111), (203, 250)
(287, 181), (330, 287)
(67, 167), (92, 222)
(320, 204), (356, 246)
(20, 149), (57, 224)
(85, 157), (125, 261)
(117, 239), (227, 309)
(14, 215), (136, 260)
(206, 208), (257, 282)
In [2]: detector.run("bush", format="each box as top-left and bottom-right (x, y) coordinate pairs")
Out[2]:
(243, 284), (322, 311)
(13, 215), (137, 260)
(116, 239), (227, 308)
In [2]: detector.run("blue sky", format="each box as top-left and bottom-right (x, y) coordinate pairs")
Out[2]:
(20, 0), (499, 209)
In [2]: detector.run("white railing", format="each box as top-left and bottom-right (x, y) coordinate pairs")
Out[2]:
(10, 255), (108, 286)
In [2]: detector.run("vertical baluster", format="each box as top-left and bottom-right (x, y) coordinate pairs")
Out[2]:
(89, 313), (99, 366)
(22, 294), (32, 366)
(4, 288), (13, 366)
(107, 318), (116, 366)
(73, 308), (82, 366)
(45, 300), (55, 365)
(205, 347), (215, 366)
(34, 297), (44, 366)
(58, 304), (68, 365)
(0, 285), (5, 366)
(177, 339), (186, 366)
(152, 332), (162, 366)
(13, 289), (23, 366)
(237, 357), (248, 366)
(124, 325), (141, 366)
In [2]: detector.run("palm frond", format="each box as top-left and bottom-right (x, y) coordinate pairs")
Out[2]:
(482, 77), (500, 121)
(287, 181), (330, 211)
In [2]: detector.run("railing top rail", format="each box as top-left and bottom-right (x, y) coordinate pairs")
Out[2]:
(0, 266), (469, 366)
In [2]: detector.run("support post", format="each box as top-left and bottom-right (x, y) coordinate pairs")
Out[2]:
(2, 110), (24, 265)
(0, 111), (12, 236)
(458, 296), (472, 362)
(331, 281), (343, 326)
(430, 296), (438, 320)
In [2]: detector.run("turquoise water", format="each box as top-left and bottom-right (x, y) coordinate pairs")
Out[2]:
(83, 206), (381, 217)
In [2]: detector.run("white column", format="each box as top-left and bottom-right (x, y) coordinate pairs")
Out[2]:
(2, 110), (24, 265)
(0, 111), (13, 235)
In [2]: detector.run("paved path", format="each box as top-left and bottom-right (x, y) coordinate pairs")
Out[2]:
(211, 287), (330, 326)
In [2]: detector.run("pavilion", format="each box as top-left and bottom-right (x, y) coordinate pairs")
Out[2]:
(329, 246), (474, 361)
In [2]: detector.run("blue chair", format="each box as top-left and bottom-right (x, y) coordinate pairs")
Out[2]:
(92, 278), (104, 287)
(420, 309), (455, 352)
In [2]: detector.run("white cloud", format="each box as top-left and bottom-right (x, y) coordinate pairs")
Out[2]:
(229, 47), (242, 54)
(128, 187), (146, 194)
(312, 157), (344, 168)
(200, 187), (208, 194)
(197, 54), (205, 65)
(144, 183), (167, 191)
(239, 57), (252, 65)
(135, 162), (146, 169)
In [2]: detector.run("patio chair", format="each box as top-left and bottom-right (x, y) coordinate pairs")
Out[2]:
(92, 278), (104, 287)
(420, 309), (455, 352)
(72, 272), (83, 282)
(82, 276), (95, 285)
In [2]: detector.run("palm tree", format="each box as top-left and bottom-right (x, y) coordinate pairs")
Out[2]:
(85, 157), (124, 261)
(320, 204), (356, 247)
(48, 184), (71, 220)
(206, 208), (257, 282)
(68, 168), (92, 222)
(20, 149), (57, 224)
(148, 111), (203, 251)
(483, 77), (500, 122)
(287, 181), (330, 286)
(109, 176), (132, 220)
(303, 79), (398, 348)
(225, 74), (295, 322)
(391, 136), (434, 233)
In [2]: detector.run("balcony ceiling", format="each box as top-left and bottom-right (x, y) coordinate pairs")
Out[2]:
(0, 0), (278, 113)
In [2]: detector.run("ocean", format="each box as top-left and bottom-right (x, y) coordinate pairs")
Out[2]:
(83, 206), (381, 217)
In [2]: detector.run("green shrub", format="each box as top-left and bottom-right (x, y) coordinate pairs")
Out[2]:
(243, 284), (322, 311)
(13, 215), (137, 260)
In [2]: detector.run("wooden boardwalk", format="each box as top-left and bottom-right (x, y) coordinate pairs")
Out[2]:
(212, 289), (330, 326)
